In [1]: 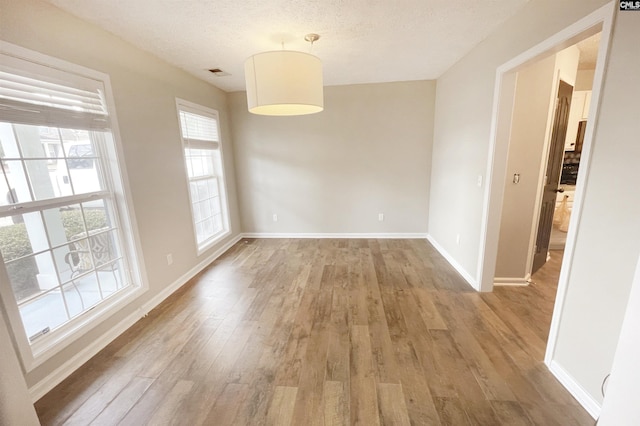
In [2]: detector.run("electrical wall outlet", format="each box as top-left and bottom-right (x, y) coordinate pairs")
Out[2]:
(166, 253), (173, 265)
(477, 175), (483, 187)
(273, 214), (278, 222)
(378, 213), (384, 222)
(456, 234), (461, 245)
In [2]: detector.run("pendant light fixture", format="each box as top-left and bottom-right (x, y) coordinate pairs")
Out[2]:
(244, 34), (323, 116)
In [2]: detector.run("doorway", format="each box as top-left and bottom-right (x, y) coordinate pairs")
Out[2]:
(476, 2), (615, 365)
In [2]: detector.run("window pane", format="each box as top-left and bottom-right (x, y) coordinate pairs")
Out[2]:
(202, 217), (214, 238)
(185, 154), (193, 177)
(14, 124), (48, 158)
(197, 179), (210, 199)
(0, 213), (41, 262)
(0, 171), (12, 207)
(192, 201), (202, 222)
(19, 290), (68, 340)
(195, 222), (204, 244)
(201, 199), (212, 219)
(52, 158), (73, 198)
(2, 160), (33, 203)
(6, 257), (40, 302)
(192, 155), (204, 177)
(63, 273), (102, 318)
(0, 123), (20, 158)
(212, 197), (222, 215)
(53, 242), (92, 284)
(210, 178), (220, 197)
(202, 153), (213, 176)
(97, 259), (124, 296)
(81, 200), (110, 232)
(7, 251), (59, 303)
(23, 159), (65, 200)
(189, 181), (198, 199)
(89, 230), (118, 267)
(69, 158), (102, 195)
(214, 214), (223, 233)
(43, 204), (83, 248)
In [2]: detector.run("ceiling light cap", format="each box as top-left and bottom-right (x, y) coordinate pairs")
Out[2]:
(304, 33), (320, 43)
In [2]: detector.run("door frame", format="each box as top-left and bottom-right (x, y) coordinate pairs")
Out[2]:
(475, 0), (615, 364)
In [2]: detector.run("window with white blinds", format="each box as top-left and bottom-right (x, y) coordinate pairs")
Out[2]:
(179, 110), (220, 144)
(0, 44), (143, 369)
(176, 100), (230, 252)
(0, 55), (110, 131)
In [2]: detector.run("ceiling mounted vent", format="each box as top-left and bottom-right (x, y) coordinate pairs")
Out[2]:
(208, 68), (230, 77)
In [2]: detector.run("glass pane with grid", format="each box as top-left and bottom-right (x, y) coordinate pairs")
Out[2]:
(189, 176), (223, 244)
(0, 123), (130, 342)
(178, 104), (227, 250)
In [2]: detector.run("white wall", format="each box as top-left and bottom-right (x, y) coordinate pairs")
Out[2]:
(229, 81), (435, 235)
(599, 254), (640, 425)
(0, 314), (39, 425)
(430, 0), (640, 407)
(552, 8), (640, 405)
(0, 0), (241, 393)
(429, 0), (608, 281)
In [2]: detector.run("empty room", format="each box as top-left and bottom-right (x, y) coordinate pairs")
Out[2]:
(0, 0), (639, 425)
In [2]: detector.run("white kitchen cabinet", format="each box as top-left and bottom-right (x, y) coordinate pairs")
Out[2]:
(564, 90), (591, 151)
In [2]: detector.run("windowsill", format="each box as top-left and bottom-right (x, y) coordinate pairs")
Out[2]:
(23, 283), (146, 372)
(196, 229), (231, 256)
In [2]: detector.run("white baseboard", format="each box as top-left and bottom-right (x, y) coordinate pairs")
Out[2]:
(28, 303), (145, 402)
(138, 234), (242, 315)
(547, 360), (600, 420)
(29, 233), (243, 402)
(241, 232), (428, 239)
(425, 234), (478, 291)
(494, 273), (531, 286)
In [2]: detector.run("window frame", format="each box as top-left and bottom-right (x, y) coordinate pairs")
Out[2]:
(0, 41), (148, 372)
(175, 99), (231, 255)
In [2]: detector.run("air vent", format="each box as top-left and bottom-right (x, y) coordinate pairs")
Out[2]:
(208, 68), (230, 77)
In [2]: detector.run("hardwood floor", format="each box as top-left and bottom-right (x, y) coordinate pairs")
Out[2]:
(35, 240), (592, 425)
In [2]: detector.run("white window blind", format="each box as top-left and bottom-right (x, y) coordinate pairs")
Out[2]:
(179, 110), (220, 149)
(0, 54), (110, 131)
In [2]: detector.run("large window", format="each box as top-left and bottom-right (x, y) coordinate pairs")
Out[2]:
(0, 44), (143, 368)
(176, 100), (230, 252)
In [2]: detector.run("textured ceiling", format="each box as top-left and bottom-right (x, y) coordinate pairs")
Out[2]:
(45, 0), (530, 92)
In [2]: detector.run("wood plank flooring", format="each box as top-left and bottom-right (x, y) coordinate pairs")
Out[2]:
(35, 240), (593, 425)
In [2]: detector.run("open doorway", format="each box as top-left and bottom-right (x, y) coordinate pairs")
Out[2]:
(548, 34), (601, 253)
(476, 1), (615, 368)
(492, 32), (602, 286)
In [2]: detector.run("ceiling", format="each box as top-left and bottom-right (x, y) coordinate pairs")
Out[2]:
(576, 32), (601, 70)
(46, 0), (530, 93)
